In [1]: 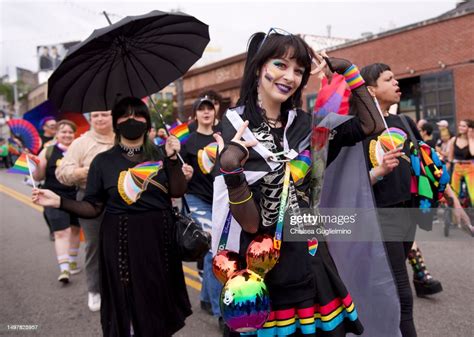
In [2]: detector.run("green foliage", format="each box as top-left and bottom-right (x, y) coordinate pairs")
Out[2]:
(16, 80), (32, 99)
(148, 99), (174, 128)
(0, 83), (13, 104)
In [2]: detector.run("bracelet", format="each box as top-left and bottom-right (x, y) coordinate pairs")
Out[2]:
(343, 64), (365, 90)
(220, 167), (244, 175)
(229, 192), (253, 205)
(369, 168), (384, 182)
(166, 150), (177, 159)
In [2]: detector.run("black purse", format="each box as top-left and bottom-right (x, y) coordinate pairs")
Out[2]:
(173, 197), (211, 262)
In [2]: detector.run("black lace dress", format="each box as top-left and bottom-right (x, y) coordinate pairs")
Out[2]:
(60, 145), (191, 337)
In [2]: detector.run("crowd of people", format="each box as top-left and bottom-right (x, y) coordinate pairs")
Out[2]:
(0, 28), (472, 337)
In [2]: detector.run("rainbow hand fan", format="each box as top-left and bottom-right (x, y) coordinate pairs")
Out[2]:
(379, 128), (406, 152)
(7, 119), (42, 155)
(198, 142), (218, 174)
(118, 161), (167, 205)
(369, 127), (410, 167)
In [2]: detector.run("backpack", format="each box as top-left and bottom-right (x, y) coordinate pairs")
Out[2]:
(400, 115), (450, 231)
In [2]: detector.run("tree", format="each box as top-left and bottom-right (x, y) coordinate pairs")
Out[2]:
(0, 83), (14, 104)
(147, 99), (175, 128)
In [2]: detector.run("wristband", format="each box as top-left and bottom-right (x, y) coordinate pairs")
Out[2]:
(224, 172), (246, 188)
(369, 168), (384, 182)
(343, 64), (365, 90)
(166, 150), (178, 159)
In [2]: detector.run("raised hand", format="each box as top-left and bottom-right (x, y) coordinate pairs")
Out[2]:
(214, 121), (258, 171)
(165, 135), (181, 159)
(32, 188), (61, 208)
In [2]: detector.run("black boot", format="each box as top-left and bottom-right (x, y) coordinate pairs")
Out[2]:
(408, 248), (443, 297)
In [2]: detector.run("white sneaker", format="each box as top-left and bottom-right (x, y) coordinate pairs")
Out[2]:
(88, 292), (101, 312)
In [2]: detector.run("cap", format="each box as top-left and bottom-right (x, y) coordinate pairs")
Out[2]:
(192, 96), (215, 112)
(436, 120), (449, 128)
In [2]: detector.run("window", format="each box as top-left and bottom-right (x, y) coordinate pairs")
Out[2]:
(420, 71), (455, 126)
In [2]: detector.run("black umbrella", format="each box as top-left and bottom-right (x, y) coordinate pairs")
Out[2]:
(48, 10), (209, 112)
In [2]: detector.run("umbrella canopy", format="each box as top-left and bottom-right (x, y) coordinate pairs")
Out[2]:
(48, 10), (209, 112)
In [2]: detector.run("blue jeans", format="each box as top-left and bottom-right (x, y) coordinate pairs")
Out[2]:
(185, 194), (223, 317)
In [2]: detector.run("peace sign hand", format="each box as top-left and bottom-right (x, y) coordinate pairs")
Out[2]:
(213, 120), (257, 171)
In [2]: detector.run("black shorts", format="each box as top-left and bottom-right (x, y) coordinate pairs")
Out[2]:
(44, 207), (80, 232)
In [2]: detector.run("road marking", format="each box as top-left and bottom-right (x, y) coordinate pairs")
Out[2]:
(0, 182), (203, 291)
(0, 183), (43, 212)
(184, 277), (202, 291)
(183, 265), (200, 277)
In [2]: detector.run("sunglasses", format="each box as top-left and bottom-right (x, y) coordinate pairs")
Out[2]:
(257, 27), (292, 53)
(257, 27), (319, 73)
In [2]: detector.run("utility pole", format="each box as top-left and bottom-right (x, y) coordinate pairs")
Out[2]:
(13, 82), (19, 118)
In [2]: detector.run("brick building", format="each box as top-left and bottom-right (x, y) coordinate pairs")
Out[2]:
(183, 1), (474, 126)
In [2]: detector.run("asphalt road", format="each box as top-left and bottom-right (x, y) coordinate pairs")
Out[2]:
(0, 170), (472, 337)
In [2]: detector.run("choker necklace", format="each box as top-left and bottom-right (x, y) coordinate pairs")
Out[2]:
(259, 106), (282, 128)
(263, 113), (281, 128)
(119, 143), (142, 157)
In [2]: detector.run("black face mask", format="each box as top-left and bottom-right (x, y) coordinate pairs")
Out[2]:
(116, 119), (148, 140)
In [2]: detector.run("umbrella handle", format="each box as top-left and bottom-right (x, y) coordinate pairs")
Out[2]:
(147, 95), (185, 165)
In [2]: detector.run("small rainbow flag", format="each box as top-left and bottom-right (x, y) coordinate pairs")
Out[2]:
(7, 153), (38, 175)
(169, 122), (190, 144)
(290, 150), (312, 185)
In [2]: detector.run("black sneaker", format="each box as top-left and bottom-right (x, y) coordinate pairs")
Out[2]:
(200, 301), (212, 315)
(218, 317), (225, 333)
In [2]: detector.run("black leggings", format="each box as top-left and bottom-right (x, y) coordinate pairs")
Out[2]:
(379, 204), (417, 337)
(384, 240), (417, 337)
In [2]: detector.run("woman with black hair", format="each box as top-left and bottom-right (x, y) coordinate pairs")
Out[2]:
(32, 97), (191, 337)
(213, 30), (385, 337)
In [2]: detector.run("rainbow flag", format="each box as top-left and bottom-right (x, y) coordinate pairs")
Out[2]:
(290, 150), (312, 185)
(169, 122), (190, 144)
(7, 153), (38, 175)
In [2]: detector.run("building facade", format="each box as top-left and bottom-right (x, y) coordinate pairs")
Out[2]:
(182, 3), (473, 128)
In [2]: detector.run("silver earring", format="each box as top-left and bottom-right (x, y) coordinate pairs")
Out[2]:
(257, 79), (264, 109)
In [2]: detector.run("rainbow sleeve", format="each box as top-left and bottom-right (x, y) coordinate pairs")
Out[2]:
(343, 64), (365, 90)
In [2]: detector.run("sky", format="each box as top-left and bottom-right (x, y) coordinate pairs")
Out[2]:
(0, 0), (459, 79)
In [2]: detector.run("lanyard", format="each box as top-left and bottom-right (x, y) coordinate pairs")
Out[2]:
(217, 211), (232, 253)
(273, 162), (291, 250)
(217, 162), (291, 252)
